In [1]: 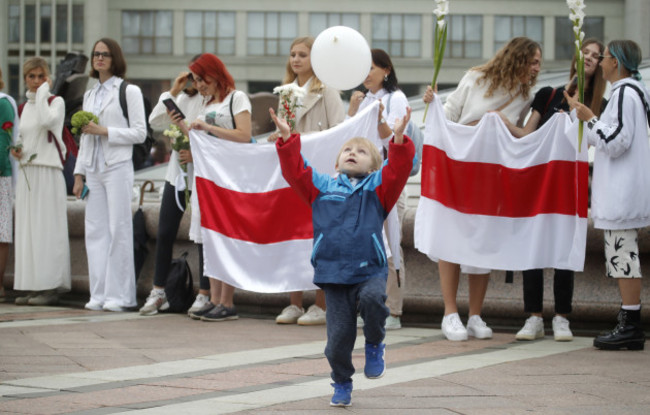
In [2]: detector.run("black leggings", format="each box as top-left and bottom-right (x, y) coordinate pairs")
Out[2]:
(522, 269), (574, 315)
(153, 181), (209, 291)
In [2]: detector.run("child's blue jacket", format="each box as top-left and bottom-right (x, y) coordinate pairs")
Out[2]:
(276, 133), (415, 285)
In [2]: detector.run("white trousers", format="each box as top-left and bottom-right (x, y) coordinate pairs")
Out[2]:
(84, 161), (136, 308)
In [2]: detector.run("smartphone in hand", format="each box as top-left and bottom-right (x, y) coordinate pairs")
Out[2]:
(163, 98), (186, 120)
(81, 184), (89, 200)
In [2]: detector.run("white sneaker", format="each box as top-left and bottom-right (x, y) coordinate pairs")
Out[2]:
(187, 294), (210, 315)
(297, 304), (326, 325)
(139, 289), (170, 316)
(516, 316), (545, 340)
(441, 313), (468, 341)
(552, 315), (573, 342)
(84, 299), (103, 311)
(275, 305), (304, 324)
(357, 315), (364, 328)
(385, 315), (402, 330)
(103, 303), (127, 312)
(467, 315), (493, 339)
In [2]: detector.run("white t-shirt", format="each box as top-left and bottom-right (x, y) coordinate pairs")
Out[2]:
(190, 90), (252, 244)
(200, 90), (251, 132)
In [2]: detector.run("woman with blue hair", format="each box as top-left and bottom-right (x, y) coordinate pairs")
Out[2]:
(566, 39), (650, 351)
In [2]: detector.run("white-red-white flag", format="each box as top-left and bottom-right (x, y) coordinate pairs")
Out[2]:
(190, 103), (380, 293)
(414, 95), (588, 271)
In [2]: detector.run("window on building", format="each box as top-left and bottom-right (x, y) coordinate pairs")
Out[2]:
(8, 2), (83, 44)
(8, 4), (21, 43)
(55, 4), (84, 43)
(247, 12), (297, 56)
(446, 15), (483, 58)
(122, 10), (173, 55)
(372, 14), (421, 58)
(185, 11), (236, 56)
(309, 13), (360, 37)
(40, 4), (52, 42)
(494, 16), (543, 51)
(555, 16), (604, 60)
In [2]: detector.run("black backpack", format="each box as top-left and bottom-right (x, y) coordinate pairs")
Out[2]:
(118, 81), (155, 170)
(164, 252), (196, 313)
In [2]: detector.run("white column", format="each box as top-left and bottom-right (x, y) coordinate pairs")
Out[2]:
(51, 0), (56, 77)
(543, 15), (555, 61)
(482, 14), (494, 59)
(625, 0), (650, 54)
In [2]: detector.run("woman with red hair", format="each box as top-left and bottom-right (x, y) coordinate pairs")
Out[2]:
(171, 53), (252, 322)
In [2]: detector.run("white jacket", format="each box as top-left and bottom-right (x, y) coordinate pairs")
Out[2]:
(74, 77), (147, 176)
(586, 77), (650, 230)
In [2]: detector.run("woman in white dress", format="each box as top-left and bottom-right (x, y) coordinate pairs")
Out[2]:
(12, 57), (70, 305)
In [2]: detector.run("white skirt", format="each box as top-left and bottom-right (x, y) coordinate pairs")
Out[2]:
(0, 176), (12, 243)
(13, 165), (71, 291)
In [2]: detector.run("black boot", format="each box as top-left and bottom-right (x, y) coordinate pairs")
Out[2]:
(594, 308), (645, 350)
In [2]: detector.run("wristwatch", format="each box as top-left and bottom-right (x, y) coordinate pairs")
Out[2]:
(587, 116), (598, 130)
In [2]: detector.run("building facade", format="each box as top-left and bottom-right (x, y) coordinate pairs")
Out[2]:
(1, 0), (648, 103)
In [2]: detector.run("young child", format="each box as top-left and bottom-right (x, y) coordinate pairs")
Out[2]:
(270, 106), (415, 407)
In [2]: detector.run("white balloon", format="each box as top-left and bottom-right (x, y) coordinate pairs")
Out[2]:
(311, 26), (372, 91)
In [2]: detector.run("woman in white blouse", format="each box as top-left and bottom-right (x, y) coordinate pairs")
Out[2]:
(423, 37), (542, 341)
(171, 53), (253, 322)
(140, 55), (213, 316)
(73, 38), (147, 312)
(12, 57), (70, 306)
(271, 36), (345, 326)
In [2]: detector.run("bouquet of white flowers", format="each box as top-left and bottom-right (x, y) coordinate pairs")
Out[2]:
(164, 123), (191, 209)
(273, 84), (306, 132)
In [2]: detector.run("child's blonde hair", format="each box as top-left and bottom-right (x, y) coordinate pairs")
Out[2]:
(335, 137), (383, 173)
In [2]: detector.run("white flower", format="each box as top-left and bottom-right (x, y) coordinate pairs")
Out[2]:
(437, 20), (446, 31)
(580, 31), (585, 41)
(575, 40), (581, 49)
(579, 50), (584, 60)
(273, 83), (306, 99)
(433, 0), (449, 19)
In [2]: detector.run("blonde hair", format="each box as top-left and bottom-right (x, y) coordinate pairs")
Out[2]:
(336, 137), (383, 173)
(282, 37), (324, 94)
(473, 37), (541, 99)
(23, 57), (50, 79)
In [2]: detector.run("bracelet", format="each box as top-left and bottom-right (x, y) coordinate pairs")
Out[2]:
(587, 116), (598, 130)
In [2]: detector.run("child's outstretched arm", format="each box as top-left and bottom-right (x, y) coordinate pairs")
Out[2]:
(270, 107), (321, 205)
(375, 107), (415, 212)
(269, 108), (291, 143)
(392, 107), (412, 144)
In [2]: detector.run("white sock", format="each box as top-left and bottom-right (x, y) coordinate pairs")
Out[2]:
(622, 304), (641, 311)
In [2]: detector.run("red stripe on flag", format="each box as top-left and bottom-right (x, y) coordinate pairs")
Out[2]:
(196, 177), (313, 244)
(421, 145), (589, 218)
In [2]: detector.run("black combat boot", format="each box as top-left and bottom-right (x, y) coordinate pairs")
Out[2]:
(594, 308), (645, 350)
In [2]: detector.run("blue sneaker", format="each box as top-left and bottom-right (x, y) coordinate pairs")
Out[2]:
(330, 381), (352, 407)
(364, 342), (386, 379)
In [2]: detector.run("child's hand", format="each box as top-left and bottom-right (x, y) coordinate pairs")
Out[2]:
(393, 107), (412, 144)
(269, 108), (290, 142)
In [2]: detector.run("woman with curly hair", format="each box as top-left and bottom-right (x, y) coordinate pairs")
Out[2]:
(423, 36), (542, 341)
